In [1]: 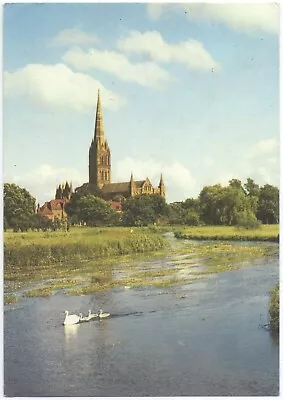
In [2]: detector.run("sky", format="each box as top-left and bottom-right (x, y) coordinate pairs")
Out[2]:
(3, 2), (280, 204)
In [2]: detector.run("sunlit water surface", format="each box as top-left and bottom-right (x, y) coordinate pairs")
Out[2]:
(4, 241), (279, 396)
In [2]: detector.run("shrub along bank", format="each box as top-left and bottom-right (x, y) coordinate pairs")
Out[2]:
(269, 283), (279, 334)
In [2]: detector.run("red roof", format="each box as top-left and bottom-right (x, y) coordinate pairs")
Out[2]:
(38, 207), (53, 216)
(49, 199), (64, 210)
(108, 200), (122, 211)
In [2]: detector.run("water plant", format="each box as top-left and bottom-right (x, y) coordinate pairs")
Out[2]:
(4, 294), (18, 305)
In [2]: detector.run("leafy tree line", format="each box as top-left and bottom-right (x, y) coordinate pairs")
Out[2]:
(4, 177), (279, 231)
(168, 178), (279, 227)
(4, 183), (68, 232)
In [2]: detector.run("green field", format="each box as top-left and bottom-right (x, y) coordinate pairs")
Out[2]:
(174, 225), (279, 242)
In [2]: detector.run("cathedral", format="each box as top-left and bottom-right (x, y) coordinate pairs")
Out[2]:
(77, 90), (165, 201)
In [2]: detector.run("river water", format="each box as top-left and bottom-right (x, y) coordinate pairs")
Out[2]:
(4, 239), (279, 396)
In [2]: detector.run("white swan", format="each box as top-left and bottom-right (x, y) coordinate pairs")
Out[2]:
(87, 309), (98, 320)
(79, 310), (98, 322)
(98, 309), (110, 318)
(79, 312), (88, 322)
(63, 310), (80, 325)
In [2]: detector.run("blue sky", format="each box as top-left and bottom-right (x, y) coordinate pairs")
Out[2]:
(3, 3), (279, 203)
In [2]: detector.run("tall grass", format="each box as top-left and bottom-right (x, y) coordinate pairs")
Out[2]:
(174, 225), (279, 242)
(269, 283), (279, 333)
(4, 227), (166, 268)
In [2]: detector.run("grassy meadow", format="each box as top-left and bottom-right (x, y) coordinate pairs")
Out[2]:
(4, 225), (279, 304)
(174, 224), (279, 242)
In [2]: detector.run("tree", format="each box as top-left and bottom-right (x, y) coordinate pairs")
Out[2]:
(198, 182), (258, 226)
(229, 179), (242, 190)
(4, 183), (36, 230)
(29, 214), (53, 231)
(112, 194), (126, 202)
(65, 194), (119, 226)
(182, 198), (200, 212)
(167, 200), (200, 225)
(122, 194), (168, 226)
(168, 202), (187, 225)
(257, 184), (279, 224)
(235, 210), (261, 230)
(243, 178), (260, 197)
(199, 184), (224, 225)
(184, 210), (200, 226)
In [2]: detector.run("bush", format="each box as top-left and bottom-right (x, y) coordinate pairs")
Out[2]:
(235, 210), (261, 230)
(269, 283), (279, 334)
(184, 211), (200, 226)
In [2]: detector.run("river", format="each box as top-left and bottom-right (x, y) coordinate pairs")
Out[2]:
(4, 238), (279, 396)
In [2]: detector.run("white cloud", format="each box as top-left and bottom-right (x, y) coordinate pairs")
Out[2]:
(114, 157), (195, 202)
(245, 137), (279, 187)
(117, 30), (220, 72)
(6, 159), (195, 204)
(7, 164), (87, 205)
(62, 47), (174, 88)
(50, 28), (99, 47)
(250, 137), (279, 158)
(4, 63), (125, 112)
(147, 4), (279, 35)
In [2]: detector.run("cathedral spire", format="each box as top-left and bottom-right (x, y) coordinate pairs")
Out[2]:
(159, 173), (166, 197)
(94, 89), (105, 142)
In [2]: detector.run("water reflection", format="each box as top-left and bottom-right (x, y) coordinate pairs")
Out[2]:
(4, 241), (279, 397)
(64, 324), (79, 342)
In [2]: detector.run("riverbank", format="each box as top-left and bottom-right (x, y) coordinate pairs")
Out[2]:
(4, 227), (278, 304)
(4, 227), (168, 304)
(269, 283), (279, 333)
(4, 226), (167, 267)
(174, 225), (279, 242)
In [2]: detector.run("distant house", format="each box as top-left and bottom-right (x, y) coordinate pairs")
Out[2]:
(107, 200), (122, 213)
(37, 199), (68, 221)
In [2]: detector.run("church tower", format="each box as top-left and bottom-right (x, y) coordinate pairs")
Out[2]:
(89, 90), (111, 189)
(158, 174), (166, 197)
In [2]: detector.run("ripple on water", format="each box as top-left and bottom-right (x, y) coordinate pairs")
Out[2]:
(4, 241), (279, 397)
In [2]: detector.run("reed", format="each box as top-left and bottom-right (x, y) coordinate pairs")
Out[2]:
(269, 283), (279, 333)
(174, 225), (279, 242)
(4, 227), (167, 268)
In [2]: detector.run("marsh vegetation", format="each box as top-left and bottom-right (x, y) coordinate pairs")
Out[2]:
(174, 224), (279, 242)
(4, 226), (278, 304)
(269, 283), (279, 334)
